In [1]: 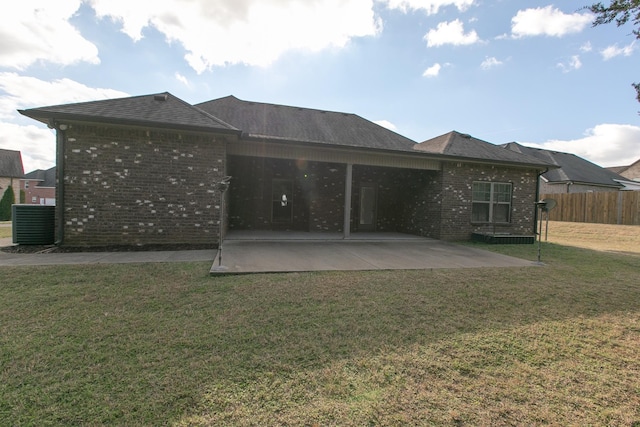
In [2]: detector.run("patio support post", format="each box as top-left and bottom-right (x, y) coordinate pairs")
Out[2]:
(343, 163), (353, 239)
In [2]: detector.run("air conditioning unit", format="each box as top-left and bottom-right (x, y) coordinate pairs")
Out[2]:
(12, 205), (55, 245)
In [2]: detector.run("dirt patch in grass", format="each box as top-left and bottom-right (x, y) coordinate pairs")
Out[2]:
(543, 221), (640, 255)
(0, 227), (11, 240)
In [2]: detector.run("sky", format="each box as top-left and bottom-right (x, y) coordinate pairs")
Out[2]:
(1, 0), (639, 174)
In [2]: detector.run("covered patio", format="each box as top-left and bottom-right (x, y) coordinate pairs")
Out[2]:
(225, 151), (442, 238)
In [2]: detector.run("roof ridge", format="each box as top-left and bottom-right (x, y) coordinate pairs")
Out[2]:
(166, 93), (240, 130)
(204, 95), (355, 116)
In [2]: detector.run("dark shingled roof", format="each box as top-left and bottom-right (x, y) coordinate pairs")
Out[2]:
(502, 142), (626, 188)
(18, 92), (566, 169)
(195, 95), (417, 152)
(0, 148), (24, 177)
(25, 166), (56, 187)
(415, 131), (555, 168)
(19, 92), (239, 134)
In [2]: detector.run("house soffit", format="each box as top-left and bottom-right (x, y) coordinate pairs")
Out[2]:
(226, 139), (442, 171)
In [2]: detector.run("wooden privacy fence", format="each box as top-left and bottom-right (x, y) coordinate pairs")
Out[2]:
(539, 192), (640, 225)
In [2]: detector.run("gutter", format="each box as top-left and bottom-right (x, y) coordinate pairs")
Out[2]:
(19, 111), (242, 138)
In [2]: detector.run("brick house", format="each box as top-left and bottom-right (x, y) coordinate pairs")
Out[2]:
(0, 148), (24, 205)
(21, 166), (56, 205)
(609, 158), (640, 183)
(19, 92), (553, 248)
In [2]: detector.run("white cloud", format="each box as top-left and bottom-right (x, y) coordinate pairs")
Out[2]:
(601, 41), (636, 60)
(175, 73), (189, 86)
(383, 0), (475, 15)
(481, 56), (502, 70)
(522, 124), (640, 167)
(557, 55), (582, 73)
(374, 120), (397, 131)
(0, 122), (56, 173)
(0, 73), (129, 172)
(87, 0), (382, 72)
(511, 6), (592, 38)
(0, 73), (128, 120)
(580, 41), (593, 52)
(422, 63), (442, 77)
(0, 1), (100, 69)
(424, 19), (479, 47)
(569, 55), (583, 70)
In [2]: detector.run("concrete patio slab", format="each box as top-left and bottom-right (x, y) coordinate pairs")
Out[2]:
(210, 237), (538, 274)
(0, 232), (537, 273)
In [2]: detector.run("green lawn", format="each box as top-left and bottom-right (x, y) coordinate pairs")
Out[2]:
(0, 225), (11, 239)
(1, 226), (639, 425)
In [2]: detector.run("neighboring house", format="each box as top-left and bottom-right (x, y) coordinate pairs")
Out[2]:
(609, 158), (640, 182)
(19, 92), (554, 247)
(21, 166), (56, 205)
(503, 142), (638, 193)
(0, 148), (24, 205)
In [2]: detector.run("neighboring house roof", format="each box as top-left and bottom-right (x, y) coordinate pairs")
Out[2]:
(414, 131), (555, 168)
(608, 158), (640, 181)
(24, 166), (56, 187)
(503, 142), (626, 188)
(19, 92), (240, 134)
(0, 148), (24, 177)
(195, 95), (418, 152)
(607, 165), (628, 174)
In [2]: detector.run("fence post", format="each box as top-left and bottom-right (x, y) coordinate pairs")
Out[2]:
(617, 191), (623, 225)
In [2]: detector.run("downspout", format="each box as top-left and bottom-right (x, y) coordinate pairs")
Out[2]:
(54, 123), (66, 245)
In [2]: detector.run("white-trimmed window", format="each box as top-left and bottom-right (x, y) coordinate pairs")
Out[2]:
(472, 182), (512, 223)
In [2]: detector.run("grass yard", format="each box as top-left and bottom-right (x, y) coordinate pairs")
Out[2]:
(0, 224), (11, 239)
(1, 222), (639, 425)
(542, 221), (640, 255)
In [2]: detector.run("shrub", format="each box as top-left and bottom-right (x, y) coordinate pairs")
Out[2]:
(0, 185), (15, 220)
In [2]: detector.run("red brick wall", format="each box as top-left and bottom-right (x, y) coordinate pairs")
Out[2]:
(22, 182), (55, 205)
(351, 166), (436, 233)
(438, 162), (539, 240)
(60, 125), (231, 247)
(307, 162), (345, 232)
(392, 169), (443, 239)
(227, 156), (343, 232)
